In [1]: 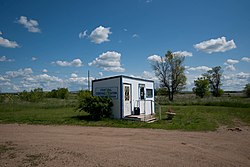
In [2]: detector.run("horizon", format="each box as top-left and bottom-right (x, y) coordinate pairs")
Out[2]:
(0, 0), (250, 93)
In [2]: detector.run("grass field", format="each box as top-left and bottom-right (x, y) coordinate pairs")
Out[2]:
(0, 93), (249, 131)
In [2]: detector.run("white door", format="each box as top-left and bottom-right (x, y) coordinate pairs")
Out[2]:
(123, 84), (132, 116)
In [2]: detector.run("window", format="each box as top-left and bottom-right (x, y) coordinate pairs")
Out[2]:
(125, 86), (130, 101)
(146, 89), (153, 98)
(139, 84), (145, 100)
(140, 87), (145, 100)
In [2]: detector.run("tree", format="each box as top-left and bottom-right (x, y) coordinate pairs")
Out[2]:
(244, 83), (250, 97)
(193, 77), (210, 98)
(203, 66), (223, 97)
(151, 51), (186, 101)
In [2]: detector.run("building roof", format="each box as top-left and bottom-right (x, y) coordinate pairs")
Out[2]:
(92, 75), (154, 83)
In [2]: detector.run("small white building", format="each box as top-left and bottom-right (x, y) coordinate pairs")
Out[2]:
(92, 75), (155, 119)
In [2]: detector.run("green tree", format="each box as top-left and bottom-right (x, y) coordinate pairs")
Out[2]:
(193, 77), (210, 98)
(151, 51), (186, 101)
(57, 88), (69, 99)
(46, 88), (69, 99)
(203, 66), (223, 97)
(244, 83), (250, 97)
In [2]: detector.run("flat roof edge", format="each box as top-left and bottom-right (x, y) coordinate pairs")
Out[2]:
(92, 75), (154, 83)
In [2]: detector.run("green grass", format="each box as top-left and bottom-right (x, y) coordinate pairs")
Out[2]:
(0, 95), (250, 131)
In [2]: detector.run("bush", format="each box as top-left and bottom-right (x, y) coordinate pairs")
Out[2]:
(46, 88), (69, 99)
(19, 88), (44, 102)
(77, 90), (113, 120)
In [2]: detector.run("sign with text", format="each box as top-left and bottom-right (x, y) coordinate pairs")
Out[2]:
(95, 87), (118, 99)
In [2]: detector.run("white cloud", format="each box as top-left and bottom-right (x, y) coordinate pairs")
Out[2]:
(31, 57), (37, 61)
(0, 36), (19, 48)
(89, 26), (112, 44)
(194, 37), (236, 54)
(71, 73), (78, 78)
(0, 76), (10, 82)
(188, 66), (212, 71)
(147, 54), (162, 62)
(6, 68), (33, 78)
(17, 16), (41, 33)
(79, 30), (88, 39)
(0, 56), (14, 62)
(132, 34), (139, 38)
(0, 31), (2, 35)
(225, 65), (236, 71)
(123, 28), (128, 32)
(222, 72), (250, 91)
(142, 71), (158, 81)
(35, 74), (62, 82)
(89, 51), (125, 72)
(241, 57), (250, 62)
(53, 58), (82, 67)
(42, 69), (48, 73)
(224, 59), (239, 71)
(224, 59), (239, 65)
(146, 0), (153, 3)
(173, 51), (193, 57)
(236, 72), (250, 79)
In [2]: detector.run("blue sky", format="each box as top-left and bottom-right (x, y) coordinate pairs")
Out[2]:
(0, 0), (250, 92)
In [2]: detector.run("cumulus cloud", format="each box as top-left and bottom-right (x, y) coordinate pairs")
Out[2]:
(71, 73), (78, 78)
(89, 51), (125, 72)
(224, 59), (239, 71)
(89, 26), (112, 44)
(42, 69), (48, 73)
(35, 74), (62, 83)
(173, 51), (193, 57)
(222, 72), (250, 90)
(17, 16), (41, 33)
(79, 30), (88, 39)
(147, 54), (162, 62)
(241, 57), (250, 62)
(188, 66), (212, 71)
(0, 33), (20, 48)
(53, 58), (83, 67)
(132, 34), (139, 38)
(5, 68), (33, 78)
(194, 37), (236, 54)
(225, 65), (236, 71)
(0, 56), (14, 62)
(31, 57), (37, 61)
(142, 71), (158, 81)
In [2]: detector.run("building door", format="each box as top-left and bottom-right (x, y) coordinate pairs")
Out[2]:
(123, 84), (131, 116)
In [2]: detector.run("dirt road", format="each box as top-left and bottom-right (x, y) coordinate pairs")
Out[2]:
(0, 124), (249, 167)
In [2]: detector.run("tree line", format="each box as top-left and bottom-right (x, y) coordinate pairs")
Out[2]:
(19, 87), (69, 102)
(151, 51), (249, 100)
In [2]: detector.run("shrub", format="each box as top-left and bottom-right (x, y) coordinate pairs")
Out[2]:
(19, 88), (44, 102)
(46, 88), (69, 99)
(77, 90), (113, 120)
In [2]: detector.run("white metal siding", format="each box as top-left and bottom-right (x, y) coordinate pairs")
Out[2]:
(93, 77), (121, 119)
(93, 76), (155, 119)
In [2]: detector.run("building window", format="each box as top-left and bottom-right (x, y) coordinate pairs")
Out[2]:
(125, 86), (130, 101)
(139, 84), (145, 100)
(146, 89), (153, 98)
